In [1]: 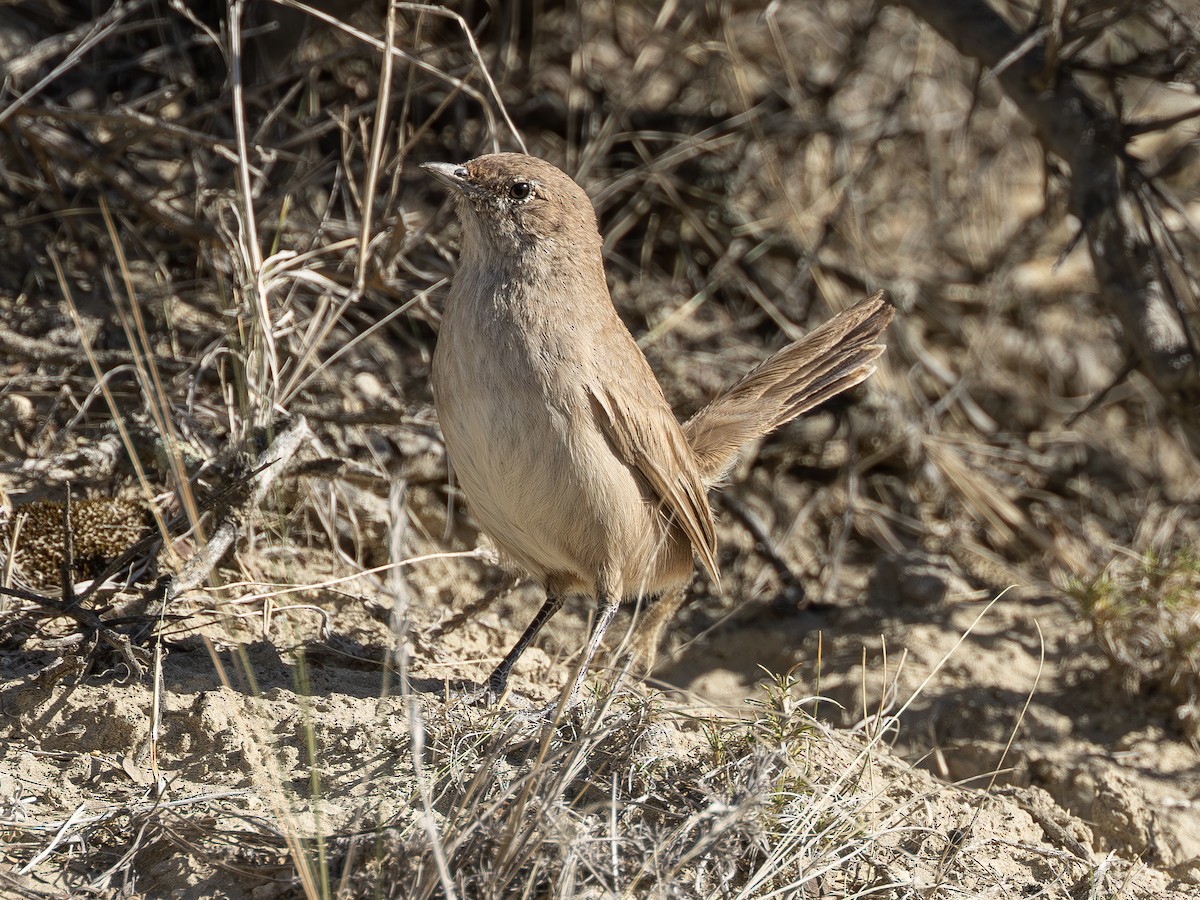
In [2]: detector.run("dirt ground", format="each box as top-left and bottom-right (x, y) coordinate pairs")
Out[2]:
(2, 1), (1200, 897)
(3, 531), (1200, 897)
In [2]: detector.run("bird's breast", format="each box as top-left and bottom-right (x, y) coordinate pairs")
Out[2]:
(431, 281), (687, 596)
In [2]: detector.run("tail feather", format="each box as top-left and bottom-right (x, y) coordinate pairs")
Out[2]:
(683, 291), (894, 483)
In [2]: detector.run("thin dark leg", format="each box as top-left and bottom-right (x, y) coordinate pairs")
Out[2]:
(486, 592), (565, 697)
(564, 593), (620, 709)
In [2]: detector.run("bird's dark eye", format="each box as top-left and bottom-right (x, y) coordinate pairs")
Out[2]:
(509, 181), (532, 200)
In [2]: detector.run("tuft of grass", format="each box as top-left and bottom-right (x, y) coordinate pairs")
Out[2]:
(319, 684), (901, 899)
(1070, 547), (1200, 740)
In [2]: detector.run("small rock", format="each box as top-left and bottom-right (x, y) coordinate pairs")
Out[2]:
(868, 551), (970, 608)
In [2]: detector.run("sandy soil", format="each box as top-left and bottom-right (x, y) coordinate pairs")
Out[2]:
(3, 495), (1198, 896)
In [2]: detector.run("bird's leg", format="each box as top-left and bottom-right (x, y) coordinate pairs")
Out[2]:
(628, 585), (686, 676)
(563, 593), (620, 709)
(486, 592), (565, 699)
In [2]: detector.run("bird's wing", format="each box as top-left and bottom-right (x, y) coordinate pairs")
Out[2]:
(588, 380), (721, 586)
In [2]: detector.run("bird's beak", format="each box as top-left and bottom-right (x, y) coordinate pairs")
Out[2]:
(421, 161), (473, 194)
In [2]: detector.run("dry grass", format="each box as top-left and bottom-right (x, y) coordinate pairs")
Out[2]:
(1, 0), (1199, 897)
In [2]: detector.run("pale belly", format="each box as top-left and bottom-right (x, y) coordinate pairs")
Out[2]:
(432, 327), (692, 599)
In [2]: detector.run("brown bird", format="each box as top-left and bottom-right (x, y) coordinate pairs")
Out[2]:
(422, 152), (893, 705)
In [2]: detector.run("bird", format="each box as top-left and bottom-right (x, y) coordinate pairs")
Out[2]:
(421, 152), (894, 706)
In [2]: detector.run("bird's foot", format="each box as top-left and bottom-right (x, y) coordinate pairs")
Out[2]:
(447, 670), (518, 709)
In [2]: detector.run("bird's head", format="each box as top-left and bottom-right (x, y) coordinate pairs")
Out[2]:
(421, 153), (599, 258)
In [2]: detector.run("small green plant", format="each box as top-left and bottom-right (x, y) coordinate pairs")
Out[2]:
(745, 666), (822, 752)
(1070, 547), (1200, 740)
